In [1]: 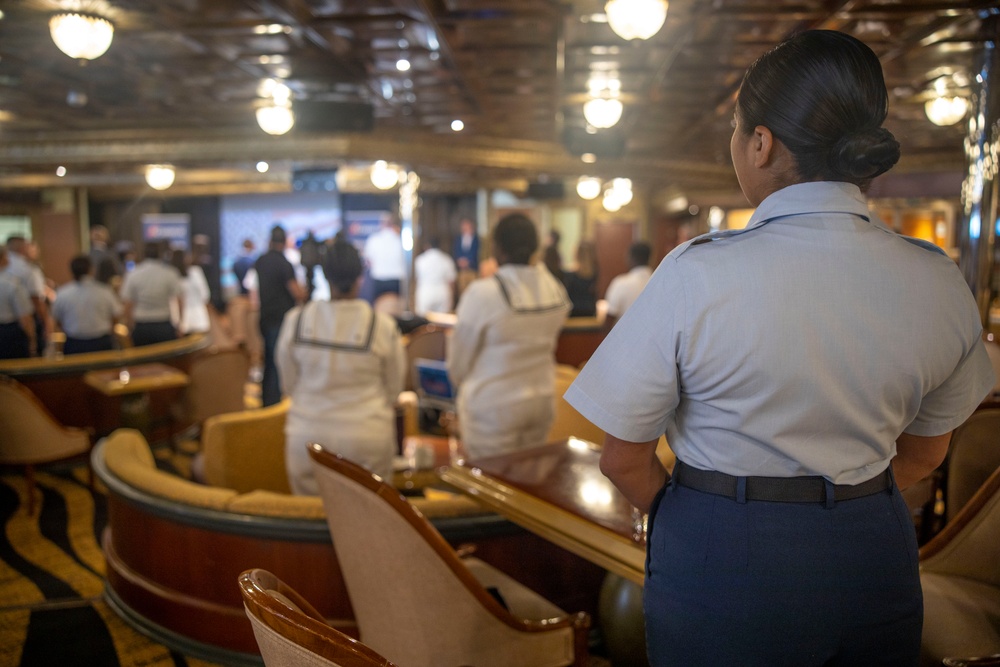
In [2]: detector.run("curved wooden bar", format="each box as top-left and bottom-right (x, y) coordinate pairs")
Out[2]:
(0, 334), (210, 433)
(92, 439), (538, 666)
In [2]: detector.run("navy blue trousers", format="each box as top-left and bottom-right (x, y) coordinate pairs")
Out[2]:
(644, 475), (921, 666)
(63, 334), (113, 355)
(132, 321), (176, 347)
(259, 323), (282, 407)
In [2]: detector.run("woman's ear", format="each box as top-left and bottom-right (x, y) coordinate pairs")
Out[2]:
(753, 125), (774, 168)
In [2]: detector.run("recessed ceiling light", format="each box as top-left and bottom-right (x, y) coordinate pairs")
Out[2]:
(256, 161), (269, 173)
(396, 59), (411, 72)
(581, 153), (597, 164)
(56, 166), (67, 177)
(451, 119), (464, 131)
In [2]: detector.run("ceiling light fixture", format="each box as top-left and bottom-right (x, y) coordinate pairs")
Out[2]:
(49, 12), (114, 60)
(371, 160), (403, 190)
(396, 59), (411, 72)
(256, 105), (294, 135)
(605, 0), (668, 41)
(924, 95), (968, 126)
(451, 119), (464, 131)
(577, 176), (602, 200)
(602, 178), (633, 211)
(583, 97), (624, 129)
(145, 165), (175, 191)
(256, 80), (294, 135)
(256, 161), (269, 173)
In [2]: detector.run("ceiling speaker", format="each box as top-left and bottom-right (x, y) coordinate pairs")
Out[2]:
(562, 126), (626, 159)
(526, 181), (565, 200)
(293, 101), (375, 133)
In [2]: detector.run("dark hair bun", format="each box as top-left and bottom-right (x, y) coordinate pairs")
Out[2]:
(830, 127), (900, 180)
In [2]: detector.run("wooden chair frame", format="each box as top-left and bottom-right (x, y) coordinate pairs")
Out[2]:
(239, 568), (395, 667)
(307, 444), (590, 666)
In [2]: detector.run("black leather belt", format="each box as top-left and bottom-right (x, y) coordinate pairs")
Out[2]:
(672, 460), (893, 504)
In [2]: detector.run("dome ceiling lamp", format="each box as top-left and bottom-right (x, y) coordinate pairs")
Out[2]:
(145, 164), (176, 191)
(605, 0), (668, 41)
(577, 176), (602, 200)
(371, 160), (405, 190)
(49, 11), (114, 60)
(256, 79), (295, 135)
(602, 178), (633, 212)
(583, 76), (623, 129)
(924, 73), (969, 127)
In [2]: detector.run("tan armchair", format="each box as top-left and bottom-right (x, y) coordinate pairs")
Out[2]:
(308, 444), (591, 667)
(200, 399), (291, 493)
(240, 568), (396, 667)
(547, 364), (607, 445)
(404, 323), (447, 392)
(919, 466), (1000, 667)
(946, 408), (1000, 523)
(0, 375), (92, 514)
(548, 364), (676, 471)
(177, 347), (251, 429)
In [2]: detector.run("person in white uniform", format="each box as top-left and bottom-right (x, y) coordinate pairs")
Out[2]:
(603, 241), (652, 321)
(565, 31), (995, 666)
(414, 237), (457, 315)
(277, 236), (405, 495)
(447, 213), (571, 460)
(362, 218), (406, 303)
(170, 249), (211, 334)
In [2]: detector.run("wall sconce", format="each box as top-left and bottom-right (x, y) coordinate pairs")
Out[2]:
(50, 12), (114, 60)
(145, 164), (176, 191)
(605, 0), (668, 41)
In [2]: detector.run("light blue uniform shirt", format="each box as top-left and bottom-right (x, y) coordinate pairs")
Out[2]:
(52, 277), (122, 338)
(566, 181), (996, 485)
(0, 268), (33, 324)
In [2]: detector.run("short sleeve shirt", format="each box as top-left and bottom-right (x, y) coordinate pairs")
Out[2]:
(0, 269), (33, 324)
(52, 278), (122, 338)
(255, 250), (297, 328)
(566, 181), (996, 485)
(121, 260), (183, 322)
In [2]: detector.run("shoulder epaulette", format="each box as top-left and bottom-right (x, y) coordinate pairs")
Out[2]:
(900, 235), (949, 257)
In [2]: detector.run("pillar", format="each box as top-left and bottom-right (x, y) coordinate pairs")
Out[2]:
(959, 12), (1000, 325)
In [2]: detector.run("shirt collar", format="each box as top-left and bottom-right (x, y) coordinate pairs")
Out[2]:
(745, 181), (870, 231)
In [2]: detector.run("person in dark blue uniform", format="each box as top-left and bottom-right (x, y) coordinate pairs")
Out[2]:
(566, 30), (996, 666)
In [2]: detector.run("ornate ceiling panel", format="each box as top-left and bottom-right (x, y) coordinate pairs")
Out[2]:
(0, 0), (992, 202)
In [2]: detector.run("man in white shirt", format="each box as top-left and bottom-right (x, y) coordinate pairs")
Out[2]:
(121, 241), (184, 346)
(5, 236), (50, 353)
(414, 237), (457, 315)
(605, 241), (652, 322)
(52, 255), (122, 354)
(363, 218), (406, 303)
(0, 246), (35, 358)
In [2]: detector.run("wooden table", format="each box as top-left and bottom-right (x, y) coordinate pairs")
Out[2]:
(84, 362), (191, 396)
(440, 437), (646, 585)
(84, 362), (190, 438)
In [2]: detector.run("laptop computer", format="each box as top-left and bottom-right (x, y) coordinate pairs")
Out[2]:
(413, 358), (456, 411)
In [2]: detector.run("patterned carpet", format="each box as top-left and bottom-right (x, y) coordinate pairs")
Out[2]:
(1, 446), (615, 667)
(0, 452), (224, 667)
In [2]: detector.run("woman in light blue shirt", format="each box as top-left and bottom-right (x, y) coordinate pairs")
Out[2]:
(566, 30), (995, 666)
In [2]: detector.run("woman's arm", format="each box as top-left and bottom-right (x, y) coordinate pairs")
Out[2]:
(893, 431), (951, 490)
(600, 434), (669, 513)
